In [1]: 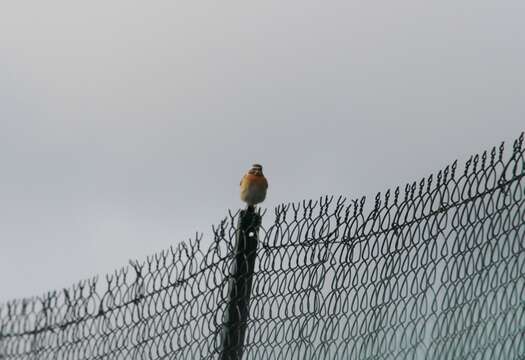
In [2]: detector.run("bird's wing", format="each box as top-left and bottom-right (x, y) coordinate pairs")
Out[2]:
(262, 177), (268, 189)
(240, 174), (246, 186)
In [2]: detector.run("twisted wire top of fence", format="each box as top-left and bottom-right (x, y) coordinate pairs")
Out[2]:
(1, 132), (524, 359)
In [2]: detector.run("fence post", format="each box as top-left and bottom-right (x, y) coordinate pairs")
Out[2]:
(219, 206), (261, 360)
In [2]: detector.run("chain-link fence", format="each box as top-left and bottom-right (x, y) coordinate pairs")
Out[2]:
(1, 133), (524, 359)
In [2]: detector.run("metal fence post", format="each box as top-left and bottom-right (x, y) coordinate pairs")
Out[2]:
(219, 207), (261, 360)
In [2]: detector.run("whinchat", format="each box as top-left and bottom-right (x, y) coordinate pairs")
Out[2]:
(240, 164), (268, 207)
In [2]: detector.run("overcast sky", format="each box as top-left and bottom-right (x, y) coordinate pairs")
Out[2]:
(1, 1), (523, 302)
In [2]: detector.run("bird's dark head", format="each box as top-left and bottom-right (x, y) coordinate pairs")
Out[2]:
(249, 164), (263, 176)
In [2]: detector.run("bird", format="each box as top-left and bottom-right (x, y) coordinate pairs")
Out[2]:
(240, 164), (268, 209)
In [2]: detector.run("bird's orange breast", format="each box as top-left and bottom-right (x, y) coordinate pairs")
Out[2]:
(241, 174), (268, 189)
(240, 173), (268, 205)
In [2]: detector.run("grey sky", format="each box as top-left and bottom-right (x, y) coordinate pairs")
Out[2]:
(1, 1), (523, 302)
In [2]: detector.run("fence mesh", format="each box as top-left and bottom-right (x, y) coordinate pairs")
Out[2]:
(1, 133), (524, 360)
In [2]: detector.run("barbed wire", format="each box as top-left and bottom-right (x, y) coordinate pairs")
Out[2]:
(1, 132), (524, 359)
